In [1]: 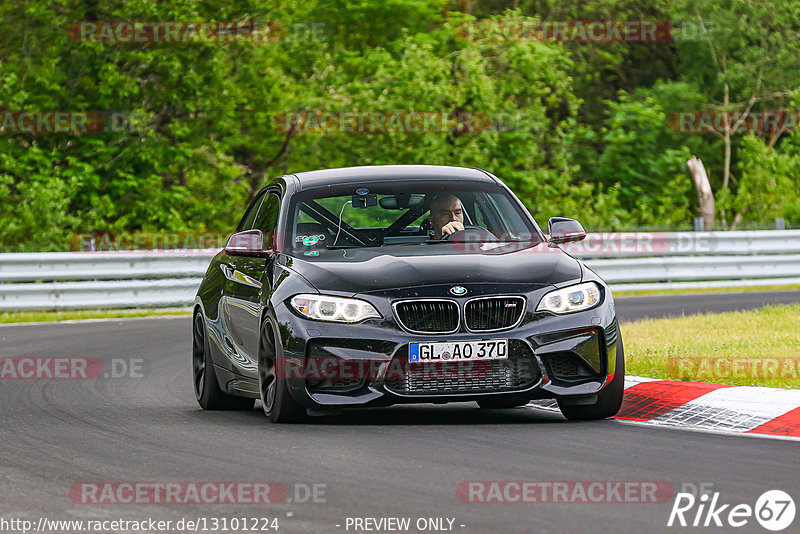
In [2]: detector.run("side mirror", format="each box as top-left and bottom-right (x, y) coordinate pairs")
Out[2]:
(548, 217), (586, 244)
(225, 230), (275, 257)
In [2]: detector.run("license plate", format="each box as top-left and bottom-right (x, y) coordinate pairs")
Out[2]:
(409, 339), (508, 363)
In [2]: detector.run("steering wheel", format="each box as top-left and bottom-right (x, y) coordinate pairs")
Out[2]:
(440, 225), (498, 242)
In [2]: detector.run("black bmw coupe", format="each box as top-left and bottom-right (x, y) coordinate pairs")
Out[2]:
(192, 165), (624, 422)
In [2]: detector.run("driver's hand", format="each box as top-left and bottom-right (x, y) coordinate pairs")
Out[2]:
(441, 221), (465, 236)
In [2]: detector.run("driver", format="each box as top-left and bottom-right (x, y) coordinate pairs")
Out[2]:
(428, 194), (465, 239)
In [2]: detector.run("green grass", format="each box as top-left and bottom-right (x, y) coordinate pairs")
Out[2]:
(0, 308), (192, 324)
(622, 304), (800, 388)
(614, 284), (800, 297)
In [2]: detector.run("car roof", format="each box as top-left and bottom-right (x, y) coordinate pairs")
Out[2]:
(288, 165), (496, 191)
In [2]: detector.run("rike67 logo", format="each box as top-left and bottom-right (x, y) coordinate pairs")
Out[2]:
(668, 489), (795, 531)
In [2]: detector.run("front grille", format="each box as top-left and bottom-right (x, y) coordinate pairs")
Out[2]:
(394, 300), (459, 333)
(465, 296), (526, 331)
(384, 341), (541, 395)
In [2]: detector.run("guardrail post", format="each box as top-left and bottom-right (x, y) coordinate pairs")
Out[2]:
(776, 218), (785, 230)
(693, 217), (705, 232)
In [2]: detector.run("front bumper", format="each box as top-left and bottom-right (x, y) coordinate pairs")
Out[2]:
(273, 283), (619, 410)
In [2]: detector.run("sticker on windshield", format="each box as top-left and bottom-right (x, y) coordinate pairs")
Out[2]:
(303, 236), (319, 246)
(304, 250), (320, 256)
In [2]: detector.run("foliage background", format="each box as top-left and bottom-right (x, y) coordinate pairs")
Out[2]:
(2, 0), (799, 251)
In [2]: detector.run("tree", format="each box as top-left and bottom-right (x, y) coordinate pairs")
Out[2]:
(669, 0), (800, 225)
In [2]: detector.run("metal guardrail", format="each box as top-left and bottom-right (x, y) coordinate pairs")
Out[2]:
(585, 255), (800, 283)
(562, 230), (800, 257)
(1, 231), (799, 311)
(0, 279), (203, 311)
(0, 251), (214, 311)
(0, 251), (215, 282)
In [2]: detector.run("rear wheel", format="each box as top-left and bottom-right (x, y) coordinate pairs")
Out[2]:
(193, 312), (255, 410)
(476, 398), (530, 409)
(259, 319), (307, 423)
(557, 335), (625, 421)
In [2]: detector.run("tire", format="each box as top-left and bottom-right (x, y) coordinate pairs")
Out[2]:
(193, 312), (255, 411)
(476, 398), (530, 409)
(259, 319), (307, 423)
(557, 334), (625, 421)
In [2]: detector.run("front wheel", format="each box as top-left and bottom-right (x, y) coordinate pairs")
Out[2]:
(193, 312), (255, 411)
(557, 335), (625, 421)
(259, 319), (307, 423)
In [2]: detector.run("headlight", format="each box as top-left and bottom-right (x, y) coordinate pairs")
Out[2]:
(290, 294), (381, 323)
(536, 282), (601, 314)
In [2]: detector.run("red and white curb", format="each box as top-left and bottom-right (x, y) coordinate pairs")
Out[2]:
(531, 376), (800, 440)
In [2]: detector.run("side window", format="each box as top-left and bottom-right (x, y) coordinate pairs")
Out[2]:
(237, 192), (267, 232)
(253, 193), (281, 237)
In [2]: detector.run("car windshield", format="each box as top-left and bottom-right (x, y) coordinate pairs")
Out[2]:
(286, 181), (542, 253)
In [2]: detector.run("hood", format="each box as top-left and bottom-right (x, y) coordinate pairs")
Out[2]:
(282, 243), (582, 295)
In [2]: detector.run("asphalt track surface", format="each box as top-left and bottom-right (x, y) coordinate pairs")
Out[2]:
(614, 289), (800, 322)
(1, 292), (799, 534)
